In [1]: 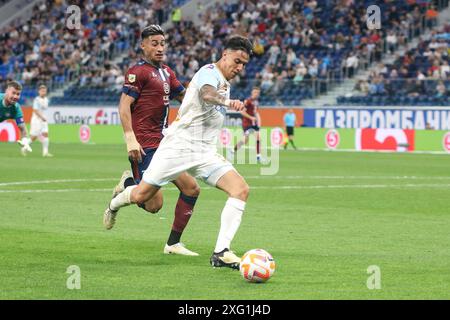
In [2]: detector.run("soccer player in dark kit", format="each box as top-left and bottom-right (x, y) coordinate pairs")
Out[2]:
(104, 25), (201, 256)
(232, 87), (263, 162)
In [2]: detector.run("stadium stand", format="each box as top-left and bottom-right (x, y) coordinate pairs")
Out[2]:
(338, 24), (450, 106)
(0, 0), (189, 104)
(0, 0), (449, 106)
(0, 0), (13, 6)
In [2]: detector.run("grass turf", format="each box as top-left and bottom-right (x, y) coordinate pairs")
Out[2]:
(0, 142), (449, 299)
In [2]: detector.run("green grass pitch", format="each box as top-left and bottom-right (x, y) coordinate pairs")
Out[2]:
(0, 142), (449, 299)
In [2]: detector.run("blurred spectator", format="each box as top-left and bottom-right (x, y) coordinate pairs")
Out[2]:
(436, 80), (447, 97)
(407, 79), (425, 97)
(386, 31), (398, 54)
(345, 53), (359, 78)
(260, 65), (275, 92)
(353, 78), (370, 95)
(171, 7), (182, 25)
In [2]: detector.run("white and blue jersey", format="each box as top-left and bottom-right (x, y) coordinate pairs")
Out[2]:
(142, 64), (236, 187)
(164, 63), (230, 152)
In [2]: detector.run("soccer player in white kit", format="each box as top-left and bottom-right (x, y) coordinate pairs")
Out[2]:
(30, 85), (52, 157)
(105, 36), (253, 269)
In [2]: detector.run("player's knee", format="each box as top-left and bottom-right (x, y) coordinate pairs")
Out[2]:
(232, 183), (249, 201)
(143, 199), (163, 214)
(133, 189), (152, 205)
(145, 204), (162, 214)
(179, 181), (200, 198)
(188, 184), (201, 197)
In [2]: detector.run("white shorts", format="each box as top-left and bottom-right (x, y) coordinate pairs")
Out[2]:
(142, 145), (236, 187)
(30, 117), (48, 137)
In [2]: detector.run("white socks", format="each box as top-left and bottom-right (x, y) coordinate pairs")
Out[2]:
(214, 197), (246, 253)
(42, 137), (49, 155)
(110, 185), (136, 211)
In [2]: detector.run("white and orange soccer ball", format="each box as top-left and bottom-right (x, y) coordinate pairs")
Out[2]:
(239, 249), (276, 283)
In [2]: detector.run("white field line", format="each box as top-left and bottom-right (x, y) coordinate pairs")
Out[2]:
(1, 175), (450, 188)
(0, 178), (116, 187)
(245, 175), (450, 180)
(1, 184), (450, 193)
(235, 146), (450, 155)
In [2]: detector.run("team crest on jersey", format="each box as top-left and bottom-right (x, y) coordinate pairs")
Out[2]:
(163, 82), (170, 94)
(128, 74), (136, 83)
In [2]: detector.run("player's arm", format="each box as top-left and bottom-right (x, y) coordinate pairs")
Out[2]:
(199, 85), (245, 111)
(33, 109), (47, 122)
(240, 100), (257, 125)
(16, 120), (32, 152)
(241, 109), (257, 125)
(17, 123), (29, 139)
(118, 93), (146, 163)
(167, 68), (185, 104)
(32, 99), (47, 121)
(173, 89), (186, 104)
(240, 102), (255, 120)
(255, 112), (261, 127)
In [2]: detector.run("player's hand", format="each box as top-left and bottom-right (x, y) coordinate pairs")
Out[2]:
(125, 132), (146, 163)
(128, 145), (146, 163)
(226, 99), (245, 112)
(18, 137), (32, 153)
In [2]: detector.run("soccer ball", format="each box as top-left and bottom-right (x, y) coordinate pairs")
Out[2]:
(239, 249), (275, 283)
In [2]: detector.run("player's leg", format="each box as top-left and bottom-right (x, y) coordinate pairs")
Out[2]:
(105, 144), (190, 229)
(23, 134), (38, 156)
(255, 129), (261, 162)
(211, 170), (249, 269)
(105, 148), (163, 229)
(140, 191), (163, 213)
(129, 148), (164, 213)
(289, 132), (297, 150)
(105, 179), (161, 229)
(196, 156), (249, 269)
(234, 130), (249, 152)
(29, 118), (39, 144)
(41, 131), (52, 157)
(108, 181), (161, 217)
(164, 172), (201, 256)
(24, 120), (39, 156)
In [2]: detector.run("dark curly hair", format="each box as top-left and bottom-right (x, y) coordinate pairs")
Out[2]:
(224, 36), (253, 56)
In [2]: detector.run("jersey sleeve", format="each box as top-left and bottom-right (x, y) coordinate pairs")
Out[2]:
(166, 67), (185, 99)
(15, 104), (24, 125)
(122, 66), (146, 100)
(196, 65), (220, 90)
